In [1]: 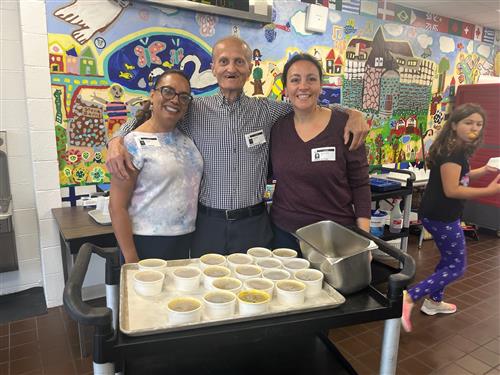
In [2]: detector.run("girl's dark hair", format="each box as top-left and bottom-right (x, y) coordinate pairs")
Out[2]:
(426, 103), (486, 169)
(282, 53), (323, 87)
(135, 69), (191, 126)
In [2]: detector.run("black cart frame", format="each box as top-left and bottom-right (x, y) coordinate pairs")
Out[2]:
(63, 228), (415, 374)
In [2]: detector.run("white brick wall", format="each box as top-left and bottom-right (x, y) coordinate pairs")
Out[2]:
(0, 0), (64, 308)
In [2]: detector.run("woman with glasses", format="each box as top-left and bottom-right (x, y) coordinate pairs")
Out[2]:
(109, 70), (203, 263)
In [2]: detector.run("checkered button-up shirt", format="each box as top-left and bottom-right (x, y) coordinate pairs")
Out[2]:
(119, 91), (292, 210)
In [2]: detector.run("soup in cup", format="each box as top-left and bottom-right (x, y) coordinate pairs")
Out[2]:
(243, 278), (274, 298)
(202, 265), (231, 289)
(247, 247), (272, 262)
(272, 248), (298, 261)
(172, 266), (201, 292)
(234, 265), (262, 281)
(256, 258), (282, 270)
(199, 253), (226, 269)
(276, 280), (306, 306)
(133, 270), (164, 296)
(212, 277), (243, 294)
(167, 297), (202, 325)
(282, 258), (310, 274)
(202, 290), (236, 319)
(227, 253), (253, 271)
(138, 258), (167, 273)
(237, 290), (271, 316)
(262, 268), (291, 284)
(294, 269), (324, 298)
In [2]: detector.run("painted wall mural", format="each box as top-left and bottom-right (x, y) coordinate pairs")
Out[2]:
(46, 0), (498, 187)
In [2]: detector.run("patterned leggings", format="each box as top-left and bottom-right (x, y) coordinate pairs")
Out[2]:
(408, 218), (467, 303)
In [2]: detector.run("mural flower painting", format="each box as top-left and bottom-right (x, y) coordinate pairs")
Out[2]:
(94, 152), (103, 163)
(66, 149), (82, 164)
(90, 166), (106, 183)
(72, 166), (88, 184)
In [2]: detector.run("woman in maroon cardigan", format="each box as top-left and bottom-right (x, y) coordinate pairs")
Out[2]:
(269, 53), (371, 251)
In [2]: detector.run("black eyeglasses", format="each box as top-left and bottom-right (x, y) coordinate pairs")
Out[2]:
(155, 86), (193, 105)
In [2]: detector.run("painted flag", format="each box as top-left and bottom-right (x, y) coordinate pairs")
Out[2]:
(342, 0), (361, 14)
(360, 0), (378, 17)
(328, 0), (342, 11)
(377, 0), (394, 21)
(394, 4), (412, 24)
(410, 9), (426, 28)
(448, 18), (463, 36)
(474, 25), (483, 42)
(482, 27), (495, 45)
(461, 22), (474, 40)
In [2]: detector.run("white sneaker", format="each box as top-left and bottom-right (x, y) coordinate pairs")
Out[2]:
(420, 299), (457, 315)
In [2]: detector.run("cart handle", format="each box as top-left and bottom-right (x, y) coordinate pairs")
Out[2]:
(349, 227), (416, 301)
(63, 243), (118, 326)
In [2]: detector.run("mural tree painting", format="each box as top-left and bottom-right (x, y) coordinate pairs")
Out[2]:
(251, 67), (265, 95)
(437, 57), (450, 93)
(390, 134), (400, 163)
(374, 134), (385, 165)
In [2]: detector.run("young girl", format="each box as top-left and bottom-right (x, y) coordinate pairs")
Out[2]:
(109, 70), (203, 263)
(401, 103), (500, 332)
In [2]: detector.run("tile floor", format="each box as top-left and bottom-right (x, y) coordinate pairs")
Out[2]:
(0, 231), (498, 374)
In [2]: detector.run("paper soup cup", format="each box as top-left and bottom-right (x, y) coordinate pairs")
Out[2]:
(276, 280), (306, 306)
(256, 258), (282, 270)
(234, 265), (262, 281)
(133, 270), (164, 297)
(243, 278), (274, 297)
(272, 248), (298, 261)
(247, 247), (272, 261)
(293, 269), (324, 298)
(167, 297), (202, 325)
(283, 258), (310, 274)
(202, 291), (236, 319)
(226, 253), (253, 271)
(262, 268), (291, 283)
(172, 266), (201, 292)
(199, 253), (226, 269)
(237, 290), (270, 316)
(212, 277), (243, 294)
(138, 258), (167, 273)
(203, 265), (231, 289)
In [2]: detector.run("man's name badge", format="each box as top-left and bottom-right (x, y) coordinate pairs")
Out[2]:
(136, 136), (161, 148)
(245, 129), (266, 148)
(311, 147), (336, 162)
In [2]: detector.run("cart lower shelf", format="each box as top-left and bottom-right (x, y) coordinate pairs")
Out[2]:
(121, 332), (356, 375)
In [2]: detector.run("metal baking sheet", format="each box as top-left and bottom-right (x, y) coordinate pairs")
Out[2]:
(120, 259), (346, 337)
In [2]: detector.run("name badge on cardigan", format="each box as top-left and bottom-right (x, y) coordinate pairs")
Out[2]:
(245, 130), (266, 148)
(136, 136), (161, 148)
(311, 147), (336, 162)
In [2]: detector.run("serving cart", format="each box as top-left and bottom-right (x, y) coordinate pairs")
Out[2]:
(63, 227), (414, 375)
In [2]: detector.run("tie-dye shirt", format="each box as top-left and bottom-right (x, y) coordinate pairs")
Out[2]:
(124, 130), (203, 236)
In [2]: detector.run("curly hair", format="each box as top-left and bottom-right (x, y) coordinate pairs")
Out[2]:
(426, 103), (486, 169)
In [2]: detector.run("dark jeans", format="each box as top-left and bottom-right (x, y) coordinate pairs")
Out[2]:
(119, 233), (192, 264)
(191, 209), (273, 257)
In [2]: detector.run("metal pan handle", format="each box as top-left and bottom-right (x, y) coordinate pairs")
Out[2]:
(348, 227), (415, 301)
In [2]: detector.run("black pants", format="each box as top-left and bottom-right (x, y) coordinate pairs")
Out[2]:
(119, 233), (193, 264)
(190, 209), (273, 257)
